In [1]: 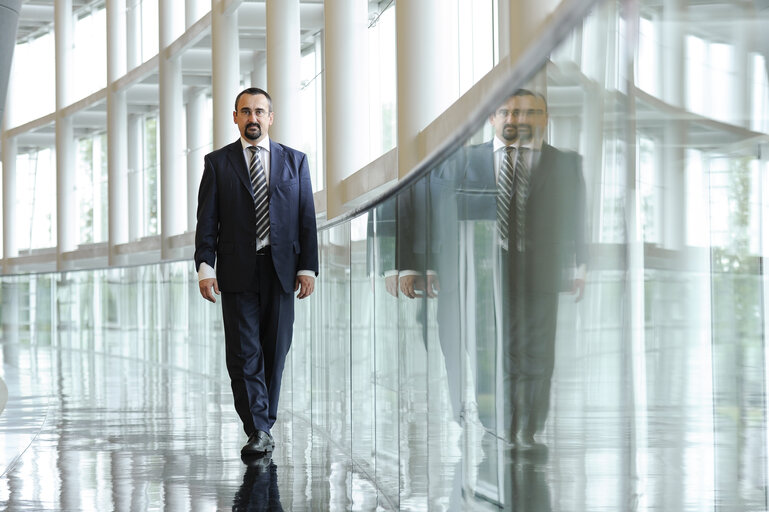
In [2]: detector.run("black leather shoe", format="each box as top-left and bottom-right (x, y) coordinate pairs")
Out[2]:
(515, 432), (547, 454)
(241, 430), (275, 455)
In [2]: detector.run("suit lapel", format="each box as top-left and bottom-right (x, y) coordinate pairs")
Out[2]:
(227, 140), (253, 196)
(528, 143), (555, 199)
(269, 140), (284, 195)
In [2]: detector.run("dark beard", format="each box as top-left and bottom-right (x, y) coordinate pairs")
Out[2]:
(245, 124), (261, 141)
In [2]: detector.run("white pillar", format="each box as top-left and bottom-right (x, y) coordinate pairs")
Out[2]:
(266, 0), (300, 147)
(56, 0), (77, 266)
(251, 53), (267, 88)
(159, 0), (186, 258)
(186, 0), (203, 28)
(324, 0), (367, 219)
(211, 0), (240, 149)
(186, 88), (207, 231)
(127, 114), (143, 241)
(661, 0), (685, 107)
(126, 0), (141, 70)
(662, 0), (686, 250)
(2, 133), (16, 261)
(396, 0), (440, 178)
(2, 63), (16, 264)
(107, 0), (128, 264)
(733, 6), (751, 129)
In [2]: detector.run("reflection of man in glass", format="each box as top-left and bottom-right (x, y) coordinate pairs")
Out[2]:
(499, 89), (587, 449)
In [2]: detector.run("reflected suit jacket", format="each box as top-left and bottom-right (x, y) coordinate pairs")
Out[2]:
(401, 140), (587, 294)
(194, 139), (319, 293)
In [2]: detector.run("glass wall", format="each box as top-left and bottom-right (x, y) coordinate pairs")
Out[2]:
(286, 0), (769, 508)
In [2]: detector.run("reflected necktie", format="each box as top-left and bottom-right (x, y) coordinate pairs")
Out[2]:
(247, 146), (270, 240)
(513, 147), (530, 251)
(497, 146), (515, 242)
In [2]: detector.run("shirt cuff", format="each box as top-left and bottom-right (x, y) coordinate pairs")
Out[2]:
(384, 270), (399, 278)
(398, 270), (437, 277)
(198, 262), (216, 281)
(297, 270), (316, 279)
(576, 264), (587, 281)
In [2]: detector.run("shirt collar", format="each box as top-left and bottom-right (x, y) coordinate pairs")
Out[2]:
(492, 135), (542, 152)
(493, 136), (512, 152)
(240, 136), (271, 153)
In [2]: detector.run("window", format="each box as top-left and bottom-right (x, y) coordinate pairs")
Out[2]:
(73, 8), (107, 101)
(75, 134), (108, 245)
(367, 3), (397, 159)
(10, 32), (55, 127)
(300, 35), (324, 192)
(16, 148), (56, 251)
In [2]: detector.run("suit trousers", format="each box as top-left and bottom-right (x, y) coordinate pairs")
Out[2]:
(221, 249), (295, 435)
(502, 249), (559, 440)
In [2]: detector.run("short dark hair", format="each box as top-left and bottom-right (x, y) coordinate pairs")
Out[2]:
(234, 87), (273, 112)
(512, 88), (548, 112)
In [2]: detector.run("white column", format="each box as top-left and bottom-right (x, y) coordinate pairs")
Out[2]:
(662, 0), (686, 250)
(396, 0), (440, 178)
(0, 0), (21, 126)
(186, 88), (207, 231)
(159, 0), (186, 258)
(126, 0), (141, 70)
(211, 0), (240, 149)
(251, 53), (267, 88)
(732, 6), (751, 129)
(266, 0), (300, 147)
(2, 132), (16, 262)
(56, 0), (77, 267)
(2, 62), (16, 264)
(324, 0), (367, 219)
(107, 0), (128, 264)
(186, 0), (203, 28)
(127, 114), (143, 241)
(661, 0), (685, 107)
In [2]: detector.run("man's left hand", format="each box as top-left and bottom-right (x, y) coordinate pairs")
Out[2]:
(295, 275), (315, 299)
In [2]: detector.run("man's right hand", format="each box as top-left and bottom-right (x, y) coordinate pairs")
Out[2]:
(199, 278), (220, 303)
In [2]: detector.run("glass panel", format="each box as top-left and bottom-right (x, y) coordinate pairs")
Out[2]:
(75, 133), (108, 245)
(367, 3), (397, 159)
(369, 196), (400, 506)
(300, 37), (324, 192)
(15, 147), (56, 251)
(72, 8), (107, 101)
(9, 32), (56, 126)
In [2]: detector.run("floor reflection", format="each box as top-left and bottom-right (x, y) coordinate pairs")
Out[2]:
(234, 456), (282, 511)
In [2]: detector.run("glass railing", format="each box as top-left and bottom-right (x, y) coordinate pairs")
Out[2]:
(290, 0), (769, 509)
(2, 0), (769, 509)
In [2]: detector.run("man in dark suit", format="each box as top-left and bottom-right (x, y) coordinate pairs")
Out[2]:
(195, 87), (319, 457)
(496, 89), (586, 449)
(398, 89), (586, 448)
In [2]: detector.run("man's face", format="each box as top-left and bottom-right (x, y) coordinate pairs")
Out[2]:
(510, 94), (547, 144)
(233, 93), (274, 143)
(489, 97), (518, 144)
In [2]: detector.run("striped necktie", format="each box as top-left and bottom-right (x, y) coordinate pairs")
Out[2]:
(497, 146), (515, 242)
(247, 146), (270, 240)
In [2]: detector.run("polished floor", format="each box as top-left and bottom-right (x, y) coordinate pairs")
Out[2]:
(0, 275), (765, 510)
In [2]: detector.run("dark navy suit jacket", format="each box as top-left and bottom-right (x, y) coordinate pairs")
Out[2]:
(194, 139), (319, 294)
(399, 140), (587, 294)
